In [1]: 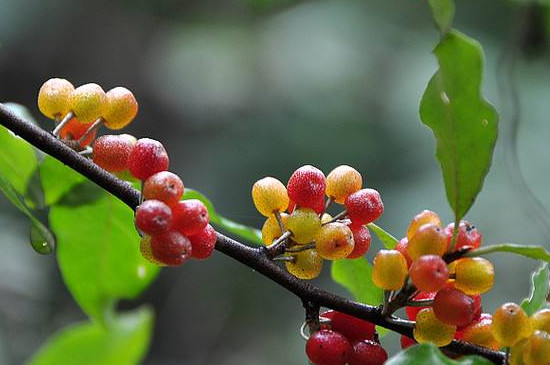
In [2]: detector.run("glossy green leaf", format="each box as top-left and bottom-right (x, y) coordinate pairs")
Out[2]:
(420, 30), (498, 223)
(183, 188), (262, 245)
(521, 263), (549, 316)
(26, 307), (153, 365)
(50, 190), (160, 322)
(386, 343), (493, 365)
(368, 222), (398, 249)
(466, 244), (550, 262)
(40, 155), (87, 205)
(428, 0), (455, 33)
(0, 123), (38, 196)
(331, 258), (383, 306)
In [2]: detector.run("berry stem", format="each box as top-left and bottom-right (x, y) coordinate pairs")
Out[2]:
(77, 117), (103, 145)
(52, 111), (74, 136)
(404, 299), (434, 307)
(264, 230), (292, 258)
(322, 210), (347, 225)
(286, 243), (316, 253)
(274, 211), (286, 234)
(324, 197), (333, 213)
(303, 300), (321, 334)
(273, 255), (295, 262)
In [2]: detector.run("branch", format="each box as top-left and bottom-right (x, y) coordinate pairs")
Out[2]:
(0, 103), (504, 364)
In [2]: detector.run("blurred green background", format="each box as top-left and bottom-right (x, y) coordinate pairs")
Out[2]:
(0, 0), (549, 364)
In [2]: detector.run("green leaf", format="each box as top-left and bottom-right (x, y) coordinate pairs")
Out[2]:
(386, 343), (494, 365)
(466, 244), (550, 262)
(331, 258), (383, 306)
(50, 190), (160, 322)
(26, 307), (153, 365)
(0, 124), (38, 196)
(521, 263), (550, 316)
(367, 222), (398, 249)
(420, 30), (498, 223)
(428, 0), (455, 33)
(0, 173), (55, 254)
(183, 188), (262, 245)
(40, 155), (87, 206)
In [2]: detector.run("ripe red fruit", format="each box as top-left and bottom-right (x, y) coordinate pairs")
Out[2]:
(346, 225), (371, 259)
(445, 221), (482, 251)
(128, 138), (169, 181)
(93, 134), (137, 172)
(395, 237), (412, 267)
(151, 230), (192, 266)
(344, 189), (384, 225)
(409, 255), (449, 293)
(433, 287), (476, 327)
(405, 291), (436, 321)
(172, 199), (209, 236)
(59, 118), (97, 147)
(135, 199), (173, 235)
(400, 335), (417, 349)
(348, 340), (388, 365)
(287, 165), (326, 210)
(143, 171), (184, 206)
(320, 310), (376, 342)
(305, 329), (352, 365)
(189, 224), (216, 260)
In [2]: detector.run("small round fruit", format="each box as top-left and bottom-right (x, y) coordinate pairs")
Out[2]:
(454, 257), (494, 295)
(172, 199), (209, 236)
(316, 222), (354, 260)
(456, 314), (500, 350)
(409, 255), (449, 293)
(372, 250), (408, 291)
(395, 237), (412, 267)
(532, 309), (550, 333)
(102, 87), (138, 130)
(510, 339), (528, 365)
(305, 329), (352, 365)
(523, 330), (550, 365)
(135, 199), (172, 235)
(406, 291), (436, 321)
(491, 302), (532, 347)
(344, 188), (384, 225)
(407, 223), (448, 261)
(287, 165), (326, 210)
(139, 235), (166, 266)
(93, 134), (137, 172)
(413, 307), (457, 347)
(445, 221), (482, 251)
(407, 210), (441, 240)
(128, 138), (169, 181)
(69, 83), (107, 124)
(320, 310), (375, 342)
(285, 249), (323, 280)
(261, 213), (289, 245)
(151, 230), (192, 266)
(38, 78), (74, 119)
(286, 208), (321, 244)
(59, 117), (97, 147)
(433, 287), (476, 327)
(348, 340), (388, 365)
(325, 165), (362, 204)
(189, 224), (216, 260)
(252, 177), (289, 217)
(143, 171), (184, 206)
(346, 225), (371, 259)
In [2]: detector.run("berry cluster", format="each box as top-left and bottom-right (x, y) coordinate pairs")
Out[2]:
(252, 165), (383, 279)
(306, 310), (387, 365)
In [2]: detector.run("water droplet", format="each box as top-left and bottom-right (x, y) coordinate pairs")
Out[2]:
(440, 92), (450, 105)
(137, 265), (146, 279)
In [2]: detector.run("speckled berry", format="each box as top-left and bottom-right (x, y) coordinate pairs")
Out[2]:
(128, 138), (169, 181)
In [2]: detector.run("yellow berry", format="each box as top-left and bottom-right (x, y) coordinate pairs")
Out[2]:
(407, 223), (447, 261)
(460, 316), (500, 350)
(523, 330), (550, 365)
(139, 235), (166, 266)
(531, 309), (550, 333)
(407, 210), (441, 240)
(372, 249), (408, 290)
(285, 249), (323, 280)
(455, 257), (494, 295)
(325, 165), (362, 204)
(492, 302), (532, 347)
(510, 339), (528, 365)
(38, 78), (74, 119)
(413, 308), (456, 347)
(286, 208), (321, 244)
(69, 83), (107, 124)
(252, 177), (289, 217)
(315, 222), (354, 260)
(103, 87), (139, 130)
(261, 213), (289, 245)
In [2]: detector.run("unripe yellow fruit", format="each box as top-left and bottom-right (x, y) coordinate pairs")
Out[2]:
(325, 165), (362, 204)
(69, 83), (107, 124)
(510, 339), (528, 365)
(261, 213), (289, 245)
(414, 308), (456, 347)
(139, 235), (166, 266)
(455, 257), (494, 295)
(103, 87), (138, 130)
(372, 250), (408, 290)
(315, 222), (354, 260)
(252, 177), (289, 217)
(407, 223), (447, 261)
(460, 316), (500, 350)
(286, 208), (321, 244)
(407, 210), (441, 240)
(38, 78), (74, 119)
(523, 330), (550, 365)
(491, 302), (532, 347)
(285, 249), (323, 280)
(531, 309), (550, 333)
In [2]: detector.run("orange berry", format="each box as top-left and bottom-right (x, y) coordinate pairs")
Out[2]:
(372, 250), (408, 290)
(325, 165), (362, 204)
(455, 257), (494, 295)
(492, 302), (532, 347)
(38, 78), (74, 119)
(58, 117), (97, 147)
(457, 314), (500, 350)
(252, 177), (289, 217)
(407, 210), (441, 240)
(103, 87), (138, 130)
(261, 213), (289, 245)
(315, 222), (354, 260)
(523, 330), (550, 365)
(531, 309), (550, 333)
(407, 223), (447, 261)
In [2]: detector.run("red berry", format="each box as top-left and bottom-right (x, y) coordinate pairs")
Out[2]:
(400, 335), (417, 349)
(173, 199), (209, 236)
(143, 171), (184, 206)
(93, 134), (137, 172)
(189, 224), (216, 260)
(128, 138), (169, 181)
(445, 221), (482, 251)
(395, 237), (412, 268)
(320, 310), (376, 342)
(344, 189), (384, 225)
(287, 165), (326, 210)
(135, 199), (172, 235)
(346, 225), (371, 259)
(409, 255), (449, 293)
(305, 329), (352, 365)
(348, 340), (388, 365)
(59, 117), (97, 147)
(151, 230), (192, 266)
(433, 287), (476, 327)
(288, 199), (296, 214)
(405, 291), (436, 320)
